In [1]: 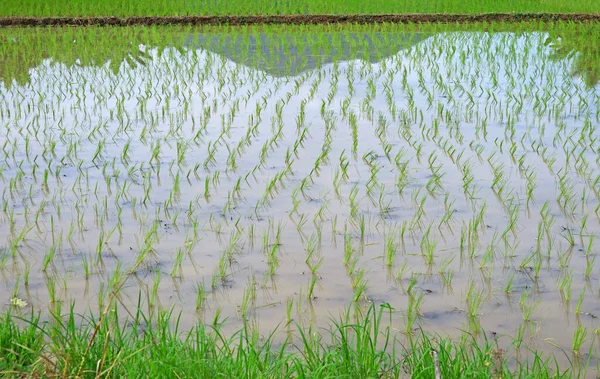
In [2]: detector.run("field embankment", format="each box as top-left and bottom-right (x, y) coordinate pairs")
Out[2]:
(2, 13), (600, 27)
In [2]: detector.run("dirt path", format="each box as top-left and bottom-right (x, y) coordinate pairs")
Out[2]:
(1, 13), (600, 27)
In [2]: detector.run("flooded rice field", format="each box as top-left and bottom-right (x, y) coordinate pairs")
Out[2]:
(1, 23), (599, 371)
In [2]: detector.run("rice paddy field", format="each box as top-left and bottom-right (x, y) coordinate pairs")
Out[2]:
(1, 19), (600, 377)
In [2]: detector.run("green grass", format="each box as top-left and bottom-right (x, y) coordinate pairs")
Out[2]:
(0, 303), (581, 378)
(1, 0), (600, 17)
(0, 313), (43, 373)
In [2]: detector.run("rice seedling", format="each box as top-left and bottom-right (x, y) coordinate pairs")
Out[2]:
(503, 273), (515, 294)
(195, 282), (207, 310)
(559, 270), (574, 303)
(584, 256), (596, 279)
(519, 290), (540, 322)
(572, 325), (588, 353)
(285, 297), (294, 325)
(41, 246), (57, 272)
(384, 232), (397, 267)
(465, 283), (485, 321)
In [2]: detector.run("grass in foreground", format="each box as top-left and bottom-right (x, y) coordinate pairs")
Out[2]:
(0, 303), (586, 378)
(1, 0), (600, 18)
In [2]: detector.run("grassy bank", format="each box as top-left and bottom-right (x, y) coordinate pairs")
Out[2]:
(0, 303), (583, 378)
(2, 0), (600, 18)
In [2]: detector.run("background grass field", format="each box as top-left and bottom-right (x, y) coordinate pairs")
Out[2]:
(2, 0), (600, 17)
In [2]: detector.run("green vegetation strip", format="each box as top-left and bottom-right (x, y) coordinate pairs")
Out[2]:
(0, 304), (578, 378)
(2, 13), (600, 27)
(3, 0), (600, 17)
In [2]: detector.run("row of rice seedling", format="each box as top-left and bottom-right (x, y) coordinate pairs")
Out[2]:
(3, 0), (600, 17)
(0, 21), (599, 374)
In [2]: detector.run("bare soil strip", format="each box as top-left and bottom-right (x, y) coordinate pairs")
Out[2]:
(1, 13), (600, 27)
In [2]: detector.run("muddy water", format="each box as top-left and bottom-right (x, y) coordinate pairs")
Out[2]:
(0, 29), (599, 373)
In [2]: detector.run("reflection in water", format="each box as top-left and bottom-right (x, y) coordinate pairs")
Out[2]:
(0, 27), (428, 86)
(546, 26), (600, 87)
(1, 24), (600, 86)
(0, 27), (180, 86)
(186, 32), (429, 77)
